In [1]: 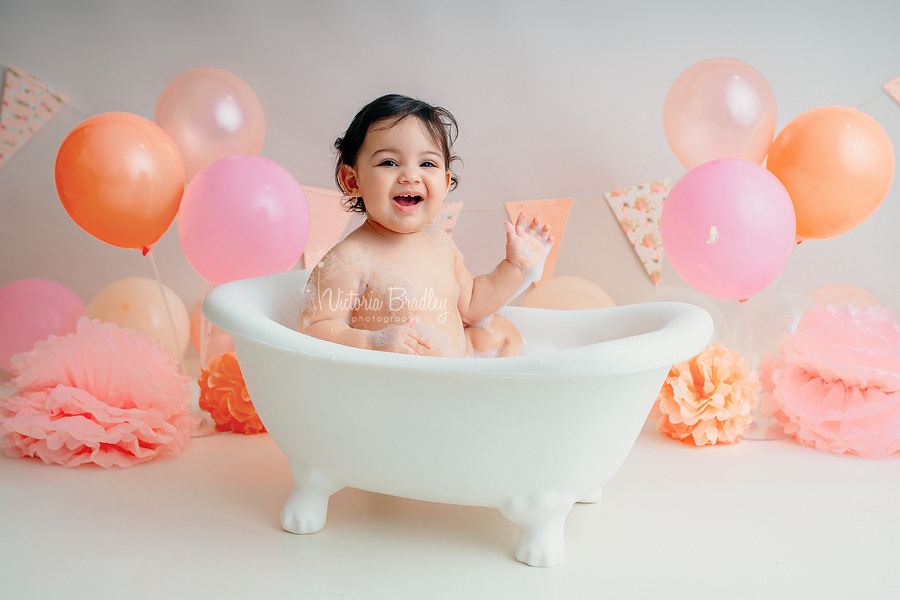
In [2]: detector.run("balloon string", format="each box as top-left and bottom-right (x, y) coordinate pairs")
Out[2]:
(147, 250), (186, 377)
(762, 264), (789, 365)
(740, 299), (753, 369)
(855, 90), (886, 110)
(199, 279), (210, 368)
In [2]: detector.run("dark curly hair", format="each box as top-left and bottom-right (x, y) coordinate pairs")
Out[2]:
(334, 94), (460, 213)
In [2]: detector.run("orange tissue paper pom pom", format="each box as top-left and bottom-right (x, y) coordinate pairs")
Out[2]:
(198, 352), (266, 435)
(654, 342), (759, 446)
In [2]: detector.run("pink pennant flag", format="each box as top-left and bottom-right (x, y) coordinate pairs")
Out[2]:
(0, 65), (68, 168)
(300, 185), (353, 269)
(430, 200), (464, 235)
(504, 197), (571, 285)
(883, 75), (900, 107)
(604, 179), (671, 285)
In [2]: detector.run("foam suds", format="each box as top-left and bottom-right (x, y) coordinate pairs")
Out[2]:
(468, 347), (501, 359)
(509, 234), (553, 301)
(468, 314), (495, 332)
(367, 326), (402, 350)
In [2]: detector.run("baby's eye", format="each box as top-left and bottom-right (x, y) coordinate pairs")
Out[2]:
(378, 159), (398, 167)
(421, 160), (440, 168)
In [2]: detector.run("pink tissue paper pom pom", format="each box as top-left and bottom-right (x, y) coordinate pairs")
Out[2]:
(653, 342), (759, 446)
(759, 304), (900, 459)
(0, 317), (199, 468)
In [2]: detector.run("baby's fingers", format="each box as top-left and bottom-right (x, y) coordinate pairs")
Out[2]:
(504, 220), (517, 245)
(514, 212), (527, 236)
(407, 329), (432, 352)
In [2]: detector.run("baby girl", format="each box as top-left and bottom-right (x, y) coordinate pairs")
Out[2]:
(298, 94), (553, 358)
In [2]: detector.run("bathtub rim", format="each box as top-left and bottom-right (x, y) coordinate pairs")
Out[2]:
(203, 270), (713, 377)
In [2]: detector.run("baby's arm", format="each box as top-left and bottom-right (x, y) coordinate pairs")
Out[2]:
(456, 213), (554, 324)
(299, 248), (432, 355)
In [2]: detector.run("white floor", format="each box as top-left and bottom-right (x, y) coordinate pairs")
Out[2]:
(2, 403), (898, 600)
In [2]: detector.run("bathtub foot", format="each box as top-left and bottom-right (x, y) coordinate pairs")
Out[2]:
(500, 492), (574, 567)
(280, 462), (342, 535)
(577, 487), (603, 504)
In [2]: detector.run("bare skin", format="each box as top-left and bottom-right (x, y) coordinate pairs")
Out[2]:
(299, 116), (553, 357)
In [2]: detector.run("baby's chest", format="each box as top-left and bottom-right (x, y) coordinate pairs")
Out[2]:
(356, 253), (459, 316)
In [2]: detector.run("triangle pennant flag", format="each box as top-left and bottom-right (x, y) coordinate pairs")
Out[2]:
(430, 199), (464, 235)
(0, 65), (68, 168)
(883, 74), (900, 106)
(504, 197), (572, 285)
(300, 185), (353, 269)
(603, 179), (671, 285)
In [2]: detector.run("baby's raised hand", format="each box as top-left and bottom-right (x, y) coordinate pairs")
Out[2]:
(504, 213), (554, 276)
(367, 316), (433, 355)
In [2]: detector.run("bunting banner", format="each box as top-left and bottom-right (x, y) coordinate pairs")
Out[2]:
(882, 74), (900, 107)
(430, 199), (464, 235)
(603, 179), (671, 285)
(300, 185), (353, 269)
(0, 65), (68, 168)
(504, 197), (571, 285)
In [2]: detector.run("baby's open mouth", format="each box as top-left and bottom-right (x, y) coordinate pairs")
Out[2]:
(393, 194), (423, 210)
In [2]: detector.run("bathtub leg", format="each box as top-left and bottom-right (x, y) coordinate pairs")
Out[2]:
(577, 487), (603, 504)
(280, 462), (342, 535)
(499, 492), (575, 567)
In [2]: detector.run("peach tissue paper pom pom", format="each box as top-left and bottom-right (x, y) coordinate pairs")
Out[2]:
(758, 304), (900, 459)
(654, 342), (759, 446)
(198, 352), (266, 435)
(0, 317), (199, 468)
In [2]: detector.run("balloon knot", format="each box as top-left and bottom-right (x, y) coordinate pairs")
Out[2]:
(142, 246), (151, 256)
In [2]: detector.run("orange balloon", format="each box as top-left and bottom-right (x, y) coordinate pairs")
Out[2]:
(55, 112), (185, 250)
(808, 283), (881, 309)
(766, 106), (894, 240)
(521, 277), (616, 310)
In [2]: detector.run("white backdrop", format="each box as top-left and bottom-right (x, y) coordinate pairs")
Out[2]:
(1, 0), (898, 356)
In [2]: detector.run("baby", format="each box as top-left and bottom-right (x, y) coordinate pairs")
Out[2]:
(298, 94), (553, 358)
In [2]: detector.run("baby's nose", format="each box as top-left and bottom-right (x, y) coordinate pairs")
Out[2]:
(399, 168), (421, 184)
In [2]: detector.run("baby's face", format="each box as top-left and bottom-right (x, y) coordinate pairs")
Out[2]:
(341, 117), (452, 235)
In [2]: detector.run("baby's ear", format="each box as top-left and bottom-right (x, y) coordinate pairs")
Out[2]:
(339, 165), (360, 196)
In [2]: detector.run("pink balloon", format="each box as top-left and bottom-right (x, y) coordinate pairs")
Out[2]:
(0, 278), (85, 373)
(155, 67), (266, 181)
(178, 155), (310, 286)
(661, 159), (796, 301)
(664, 58), (777, 170)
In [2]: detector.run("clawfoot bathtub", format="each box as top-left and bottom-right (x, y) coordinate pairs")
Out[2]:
(203, 270), (712, 567)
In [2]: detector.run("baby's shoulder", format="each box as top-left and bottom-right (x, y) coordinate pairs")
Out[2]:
(313, 237), (370, 278)
(421, 224), (458, 253)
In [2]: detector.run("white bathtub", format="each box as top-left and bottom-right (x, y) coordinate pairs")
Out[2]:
(203, 270), (712, 567)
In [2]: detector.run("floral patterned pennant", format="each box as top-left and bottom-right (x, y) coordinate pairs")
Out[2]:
(0, 65), (68, 168)
(430, 200), (464, 235)
(604, 179), (671, 285)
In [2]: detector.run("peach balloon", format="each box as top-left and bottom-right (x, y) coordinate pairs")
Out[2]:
(521, 277), (616, 310)
(55, 112), (185, 250)
(155, 67), (266, 181)
(809, 284), (881, 309)
(664, 58), (777, 170)
(190, 300), (234, 363)
(767, 106), (895, 240)
(86, 278), (190, 359)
